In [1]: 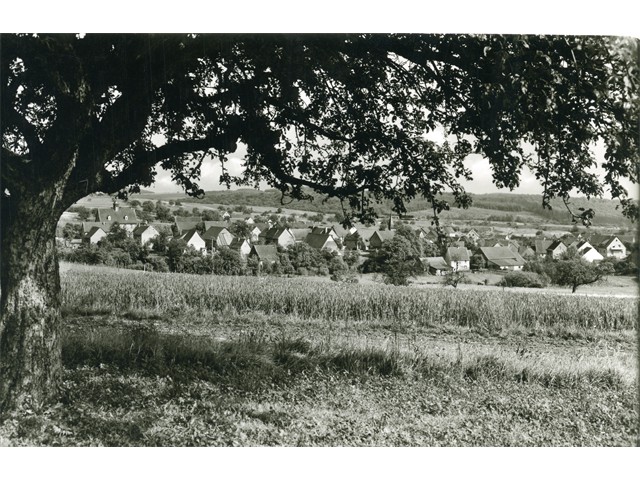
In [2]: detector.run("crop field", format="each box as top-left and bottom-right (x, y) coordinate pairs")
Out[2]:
(1, 263), (637, 446)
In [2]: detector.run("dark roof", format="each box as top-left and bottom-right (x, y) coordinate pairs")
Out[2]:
(546, 240), (566, 252)
(446, 246), (470, 262)
(96, 207), (138, 224)
(250, 245), (279, 263)
(86, 226), (106, 238)
(479, 247), (526, 265)
(229, 237), (250, 250)
(289, 228), (310, 242)
(260, 226), (293, 242)
(352, 227), (377, 242)
(181, 229), (203, 244)
(331, 224), (350, 237)
(421, 256), (451, 271)
(133, 225), (157, 236)
(83, 221), (109, 234)
(371, 230), (396, 242)
(204, 221), (228, 230)
(175, 221), (200, 233)
(305, 232), (337, 250)
(534, 240), (552, 253)
(201, 226), (230, 240)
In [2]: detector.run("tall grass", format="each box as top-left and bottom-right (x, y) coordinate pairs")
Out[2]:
(61, 267), (638, 331)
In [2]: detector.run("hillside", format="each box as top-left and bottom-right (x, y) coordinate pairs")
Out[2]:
(128, 188), (635, 227)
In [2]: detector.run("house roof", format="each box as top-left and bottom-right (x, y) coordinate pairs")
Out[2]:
(204, 220), (228, 230)
(421, 256), (451, 271)
(446, 246), (470, 261)
(175, 221), (200, 233)
(229, 237), (250, 250)
(201, 226), (230, 241)
(250, 245), (279, 263)
(82, 221), (109, 234)
(305, 232), (336, 250)
(479, 247), (526, 265)
(289, 228), (310, 242)
(133, 225), (157, 236)
(371, 230), (396, 242)
(86, 226), (106, 238)
(547, 240), (566, 252)
(352, 227), (377, 241)
(534, 240), (552, 253)
(96, 207), (138, 224)
(331, 224), (350, 237)
(260, 226), (293, 241)
(181, 229), (203, 244)
(148, 223), (172, 235)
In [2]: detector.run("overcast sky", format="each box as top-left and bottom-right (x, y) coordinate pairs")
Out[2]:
(150, 139), (638, 200)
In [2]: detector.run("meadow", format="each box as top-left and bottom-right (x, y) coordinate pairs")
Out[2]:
(1, 263), (637, 446)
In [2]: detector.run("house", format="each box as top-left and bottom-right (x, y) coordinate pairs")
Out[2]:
(443, 226), (457, 238)
(96, 200), (138, 233)
(349, 227), (378, 250)
(305, 232), (340, 253)
(290, 228), (311, 243)
(180, 229), (206, 252)
(248, 244), (279, 266)
(344, 231), (368, 251)
(533, 240), (552, 259)
(201, 226), (234, 251)
(445, 246), (471, 271)
(83, 221), (110, 236)
(244, 217), (255, 225)
(546, 240), (567, 259)
(84, 226), (107, 244)
(518, 246), (536, 259)
(479, 247), (526, 271)
(464, 228), (481, 243)
(229, 237), (252, 257)
(331, 224), (350, 239)
(580, 246), (604, 263)
(311, 226), (340, 241)
(174, 220), (200, 236)
(249, 225), (263, 243)
(592, 236), (627, 259)
(203, 220), (228, 230)
(369, 230), (396, 249)
(417, 227), (438, 243)
(421, 256), (452, 276)
(133, 225), (160, 246)
(259, 226), (296, 248)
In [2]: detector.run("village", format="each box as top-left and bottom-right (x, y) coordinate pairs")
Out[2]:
(58, 195), (637, 282)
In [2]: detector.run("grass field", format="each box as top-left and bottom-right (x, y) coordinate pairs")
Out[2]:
(1, 263), (637, 446)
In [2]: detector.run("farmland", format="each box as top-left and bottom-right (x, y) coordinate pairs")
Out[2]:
(1, 263), (637, 446)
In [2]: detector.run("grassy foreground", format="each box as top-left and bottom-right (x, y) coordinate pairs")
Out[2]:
(0, 264), (637, 446)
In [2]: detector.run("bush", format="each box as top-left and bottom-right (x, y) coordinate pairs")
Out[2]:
(146, 256), (169, 273)
(498, 271), (549, 288)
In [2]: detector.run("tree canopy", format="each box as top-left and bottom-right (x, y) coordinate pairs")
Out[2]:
(2, 34), (638, 224)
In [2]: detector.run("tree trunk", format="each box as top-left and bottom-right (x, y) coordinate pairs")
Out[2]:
(0, 190), (65, 414)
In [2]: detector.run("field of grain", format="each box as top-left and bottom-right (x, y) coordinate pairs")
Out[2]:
(60, 264), (638, 332)
(1, 263), (637, 446)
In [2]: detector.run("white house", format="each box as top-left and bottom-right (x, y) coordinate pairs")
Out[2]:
(180, 229), (206, 252)
(445, 246), (471, 271)
(133, 225), (160, 246)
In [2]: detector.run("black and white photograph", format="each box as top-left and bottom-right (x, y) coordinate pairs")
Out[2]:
(0, 1), (638, 471)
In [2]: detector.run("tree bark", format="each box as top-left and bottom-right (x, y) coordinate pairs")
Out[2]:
(0, 189), (65, 414)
